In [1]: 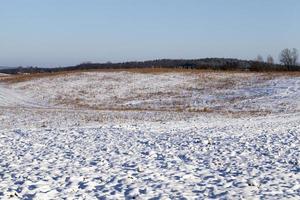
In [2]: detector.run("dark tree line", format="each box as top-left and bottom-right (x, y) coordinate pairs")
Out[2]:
(0, 57), (299, 75)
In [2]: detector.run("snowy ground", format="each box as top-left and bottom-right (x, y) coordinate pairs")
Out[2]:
(0, 70), (299, 199)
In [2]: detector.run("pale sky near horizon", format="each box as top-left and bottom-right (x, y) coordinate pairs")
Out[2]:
(0, 0), (299, 67)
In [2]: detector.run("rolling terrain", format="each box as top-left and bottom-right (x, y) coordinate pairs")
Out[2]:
(0, 70), (299, 199)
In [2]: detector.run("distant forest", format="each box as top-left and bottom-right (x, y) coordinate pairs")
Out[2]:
(0, 58), (299, 74)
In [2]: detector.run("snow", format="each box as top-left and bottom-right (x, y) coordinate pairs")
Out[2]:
(0, 73), (9, 77)
(11, 72), (300, 113)
(0, 71), (299, 199)
(0, 84), (42, 108)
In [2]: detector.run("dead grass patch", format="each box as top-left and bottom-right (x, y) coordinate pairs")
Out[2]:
(1, 68), (299, 84)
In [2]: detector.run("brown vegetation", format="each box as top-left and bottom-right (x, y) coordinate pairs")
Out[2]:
(1, 67), (300, 84)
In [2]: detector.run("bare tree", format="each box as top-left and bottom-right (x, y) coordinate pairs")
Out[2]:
(279, 48), (298, 69)
(292, 48), (299, 65)
(256, 55), (264, 62)
(267, 55), (274, 64)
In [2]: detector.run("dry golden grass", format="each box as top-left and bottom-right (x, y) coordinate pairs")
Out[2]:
(1, 67), (298, 117)
(1, 67), (300, 84)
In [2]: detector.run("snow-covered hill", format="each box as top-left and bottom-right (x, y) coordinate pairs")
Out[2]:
(0, 71), (299, 199)
(10, 71), (300, 114)
(0, 84), (39, 107)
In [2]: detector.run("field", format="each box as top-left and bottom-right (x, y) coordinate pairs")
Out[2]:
(0, 69), (299, 199)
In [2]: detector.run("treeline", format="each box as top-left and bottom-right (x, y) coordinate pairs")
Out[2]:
(0, 58), (299, 74)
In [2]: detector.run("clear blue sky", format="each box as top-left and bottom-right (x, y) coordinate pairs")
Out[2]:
(0, 0), (299, 67)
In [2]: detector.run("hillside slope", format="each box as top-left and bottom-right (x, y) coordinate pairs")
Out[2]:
(0, 71), (299, 199)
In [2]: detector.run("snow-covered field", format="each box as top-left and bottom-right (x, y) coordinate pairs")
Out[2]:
(0, 70), (299, 199)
